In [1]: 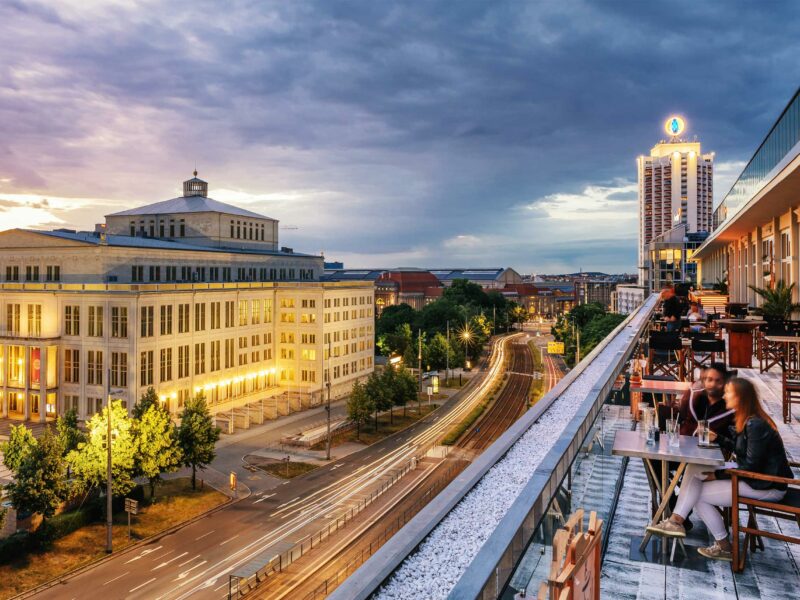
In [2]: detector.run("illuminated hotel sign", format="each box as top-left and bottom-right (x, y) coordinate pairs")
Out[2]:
(664, 115), (685, 137)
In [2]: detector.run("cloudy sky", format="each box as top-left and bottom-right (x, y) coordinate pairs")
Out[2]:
(1, 1), (799, 274)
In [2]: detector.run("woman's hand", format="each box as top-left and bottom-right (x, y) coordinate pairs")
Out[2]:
(707, 430), (718, 442)
(701, 471), (716, 481)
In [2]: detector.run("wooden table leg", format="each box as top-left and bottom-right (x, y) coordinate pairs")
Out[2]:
(639, 462), (687, 553)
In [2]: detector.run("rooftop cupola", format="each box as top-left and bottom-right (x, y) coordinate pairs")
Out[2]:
(183, 170), (208, 197)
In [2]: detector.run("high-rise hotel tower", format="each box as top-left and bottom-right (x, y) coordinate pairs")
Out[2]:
(637, 116), (714, 290)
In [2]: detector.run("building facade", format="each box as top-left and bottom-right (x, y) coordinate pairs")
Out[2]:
(612, 284), (647, 315)
(694, 88), (800, 306)
(638, 117), (714, 291)
(0, 174), (374, 425)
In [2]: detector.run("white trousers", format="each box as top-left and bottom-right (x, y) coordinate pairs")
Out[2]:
(673, 463), (786, 541)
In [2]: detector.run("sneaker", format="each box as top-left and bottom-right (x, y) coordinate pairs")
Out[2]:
(646, 518), (686, 538)
(698, 542), (732, 562)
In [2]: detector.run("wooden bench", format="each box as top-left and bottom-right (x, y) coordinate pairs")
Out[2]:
(728, 464), (800, 572)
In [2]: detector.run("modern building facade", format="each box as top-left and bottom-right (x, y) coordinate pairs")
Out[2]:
(0, 174), (374, 425)
(638, 116), (714, 291)
(694, 88), (800, 306)
(646, 225), (708, 291)
(612, 284), (647, 315)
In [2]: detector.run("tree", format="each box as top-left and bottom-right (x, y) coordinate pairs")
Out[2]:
(6, 428), (66, 525)
(365, 371), (392, 431)
(177, 394), (220, 490)
(346, 381), (373, 440)
(135, 403), (182, 499)
(1, 424), (37, 473)
(376, 303), (416, 338)
(425, 332), (451, 370)
(381, 365), (399, 424)
(396, 367), (419, 415)
(67, 400), (138, 498)
(133, 386), (160, 420)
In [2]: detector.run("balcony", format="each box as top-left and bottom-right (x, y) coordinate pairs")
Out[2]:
(330, 296), (800, 600)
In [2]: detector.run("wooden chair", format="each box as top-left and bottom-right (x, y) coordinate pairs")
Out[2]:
(759, 324), (788, 373)
(782, 368), (800, 424)
(728, 465), (800, 572)
(690, 337), (726, 372)
(648, 332), (684, 381)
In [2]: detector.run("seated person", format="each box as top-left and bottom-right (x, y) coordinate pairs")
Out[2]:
(675, 363), (734, 437)
(647, 377), (793, 561)
(686, 301), (707, 332)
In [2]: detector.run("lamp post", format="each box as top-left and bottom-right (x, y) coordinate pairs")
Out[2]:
(417, 329), (422, 394)
(325, 339), (332, 461)
(445, 320), (450, 386)
(106, 390), (112, 554)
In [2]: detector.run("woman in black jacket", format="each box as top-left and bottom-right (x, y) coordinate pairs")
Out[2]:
(647, 377), (793, 561)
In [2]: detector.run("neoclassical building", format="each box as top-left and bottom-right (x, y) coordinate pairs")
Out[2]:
(0, 173), (374, 429)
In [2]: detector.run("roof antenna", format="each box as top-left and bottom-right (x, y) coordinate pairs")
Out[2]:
(193, 161), (197, 177)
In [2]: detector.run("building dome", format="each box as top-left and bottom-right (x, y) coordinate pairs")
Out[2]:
(183, 170), (208, 197)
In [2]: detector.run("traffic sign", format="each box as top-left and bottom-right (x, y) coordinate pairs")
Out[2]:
(124, 498), (138, 515)
(547, 341), (565, 355)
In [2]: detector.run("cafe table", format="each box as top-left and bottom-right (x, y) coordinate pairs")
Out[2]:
(716, 319), (766, 368)
(612, 430), (725, 556)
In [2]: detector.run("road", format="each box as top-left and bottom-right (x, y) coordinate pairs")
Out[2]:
(33, 337), (511, 600)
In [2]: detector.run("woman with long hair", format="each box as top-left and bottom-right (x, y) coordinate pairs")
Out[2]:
(647, 377), (793, 560)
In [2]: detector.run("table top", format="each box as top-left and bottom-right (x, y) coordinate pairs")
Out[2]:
(765, 334), (800, 343)
(630, 379), (692, 395)
(716, 319), (766, 328)
(612, 430), (725, 466)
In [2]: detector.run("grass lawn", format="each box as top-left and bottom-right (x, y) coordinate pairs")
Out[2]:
(312, 404), (439, 449)
(0, 477), (226, 598)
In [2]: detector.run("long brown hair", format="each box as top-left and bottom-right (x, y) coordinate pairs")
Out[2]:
(726, 377), (777, 433)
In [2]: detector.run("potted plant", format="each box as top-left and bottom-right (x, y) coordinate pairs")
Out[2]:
(748, 279), (800, 320)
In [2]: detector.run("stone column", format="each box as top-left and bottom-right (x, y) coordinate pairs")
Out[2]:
(39, 345), (47, 423)
(791, 210), (800, 301)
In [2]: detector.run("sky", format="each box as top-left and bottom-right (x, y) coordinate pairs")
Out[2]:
(1, 1), (799, 275)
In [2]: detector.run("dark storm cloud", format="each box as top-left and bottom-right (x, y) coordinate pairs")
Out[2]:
(0, 0), (798, 272)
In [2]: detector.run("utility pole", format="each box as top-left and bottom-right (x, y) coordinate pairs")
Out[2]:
(576, 327), (581, 364)
(445, 320), (450, 386)
(105, 369), (113, 554)
(417, 329), (423, 394)
(325, 338), (332, 460)
(492, 305), (496, 335)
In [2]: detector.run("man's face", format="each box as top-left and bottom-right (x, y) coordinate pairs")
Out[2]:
(703, 369), (725, 397)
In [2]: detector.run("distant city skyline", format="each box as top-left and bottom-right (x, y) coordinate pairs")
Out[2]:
(0, 1), (799, 273)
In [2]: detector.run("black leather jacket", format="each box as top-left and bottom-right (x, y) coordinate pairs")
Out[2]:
(715, 416), (794, 490)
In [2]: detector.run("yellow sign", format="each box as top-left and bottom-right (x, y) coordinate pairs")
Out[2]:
(548, 341), (565, 355)
(664, 115), (685, 137)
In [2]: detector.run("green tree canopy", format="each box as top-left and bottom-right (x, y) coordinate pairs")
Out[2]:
(67, 400), (138, 497)
(177, 394), (221, 490)
(346, 380), (373, 439)
(56, 408), (85, 458)
(376, 303), (416, 337)
(365, 371), (392, 431)
(135, 403), (183, 498)
(133, 386), (160, 420)
(1, 424), (37, 473)
(6, 428), (67, 524)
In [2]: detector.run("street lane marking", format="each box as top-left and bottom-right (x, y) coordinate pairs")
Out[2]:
(252, 492), (275, 504)
(152, 549), (175, 561)
(129, 577), (156, 593)
(103, 571), (129, 585)
(175, 560), (207, 580)
(219, 534), (240, 546)
(152, 551), (188, 570)
(178, 554), (202, 567)
(195, 530), (215, 541)
(125, 545), (162, 563)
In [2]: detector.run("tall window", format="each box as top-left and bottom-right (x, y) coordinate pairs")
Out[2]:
(225, 301), (235, 327)
(194, 342), (206, 375)
(25, 265), (40, 282)
(194, 302), (206, 331)
(7, 304), (20, 335)
(238, 300), (248, 326)
(178, 303), (190, 333)
(160, 304), (173, 335)
(178, 345), (189, 379)
(251, 300), (261, 324)
(27, 304), (42, 336)
(87, 350), (103, 385)
(45, 265), (61, 282)
(64, 349), (80, 383)
(111, 352), (127, 387)
(5, 265), (19, 281)
(132, 265), (144, 282)
(111, 306), (128, 338)
(210, 340), (221, 372)
(264, 299), (272, 323)
(140, 350), (154, 386)
(160, 348), (173, 382)
(225, 338), (234, 368)
(88, 306), (103, 337)
(210, 301), (221, 329)
(140, 306), (154, 337)
(64, 305), (79, 336)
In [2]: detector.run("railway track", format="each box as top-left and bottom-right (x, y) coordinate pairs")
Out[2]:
(457, 339), (533, 452)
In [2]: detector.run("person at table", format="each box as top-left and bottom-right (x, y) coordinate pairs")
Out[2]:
(660, 285), (684, 332)
(686, 301), (707, 332)
(676, 363), (734, 437)
(647, 377), (793, 561)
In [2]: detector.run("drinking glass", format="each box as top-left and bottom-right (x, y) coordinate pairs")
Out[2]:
(646, 424), (656, 445)
(667, 419), (680, 447)
(698, 419), (710, 445)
